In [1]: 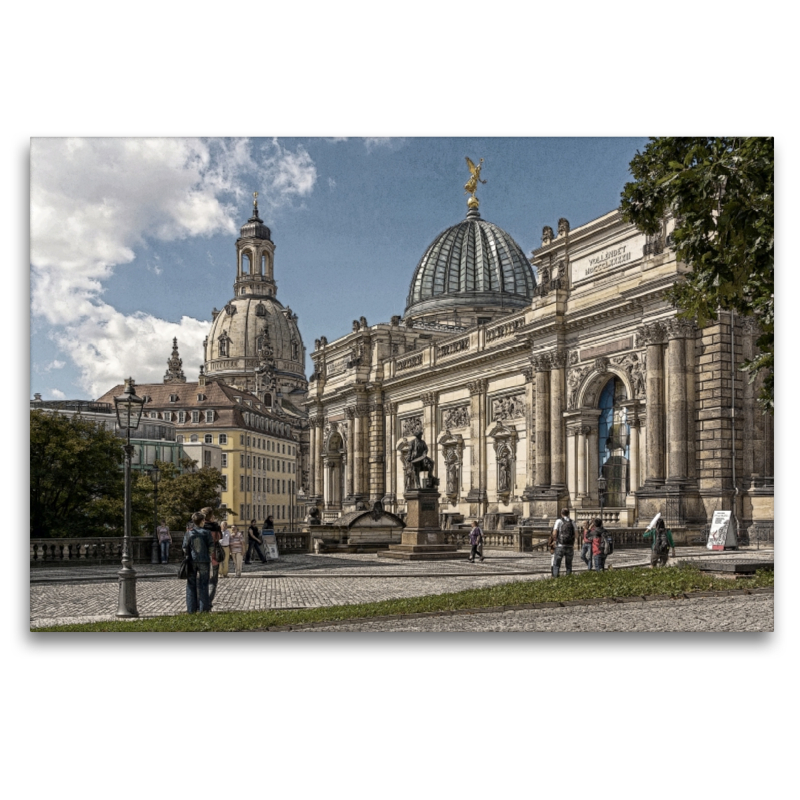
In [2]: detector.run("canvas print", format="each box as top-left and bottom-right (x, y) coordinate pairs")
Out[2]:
(29, 137), (774, 632)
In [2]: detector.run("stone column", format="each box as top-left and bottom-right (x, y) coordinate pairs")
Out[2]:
(421, 392), (439, 471)
(587, 423), (599, 502)
(313, 414), (324, 499)
(353, 403), (366, 498)
(523, 367), (535, 489)
(576, 425), (589, 499)
(344, 406), (355, 499)
(385, 401), (397, 504)
(639, 322), (666, 485)
(532, 354), (551, 487)
(628, 418), (641, 493)
(665, 319), (692, 483)
(467, 379), (488, 503)
(369, 395), (385, 503)
(549, 350), (567, 487)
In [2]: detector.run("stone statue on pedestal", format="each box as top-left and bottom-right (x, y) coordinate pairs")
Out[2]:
(406, 431), (436, 490)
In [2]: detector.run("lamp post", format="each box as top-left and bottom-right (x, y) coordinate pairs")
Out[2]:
(114, 377), (145, 618)
(597, 473), (607, 519)
(149, 466), (161, 564)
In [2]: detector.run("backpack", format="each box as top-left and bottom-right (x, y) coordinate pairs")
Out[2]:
(557, 518), (575, 546)
(655, 528), (670, 556)
(602, 532), (614, 556)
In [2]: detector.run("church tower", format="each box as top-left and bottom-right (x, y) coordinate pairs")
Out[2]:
(203, 193), (308, 417)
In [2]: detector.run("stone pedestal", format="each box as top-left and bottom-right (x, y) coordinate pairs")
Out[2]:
(379, 488), (465, 561)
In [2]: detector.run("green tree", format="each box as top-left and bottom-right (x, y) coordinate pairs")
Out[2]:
(620, 137), (774, 411)
(30, 411), (125, 538)
(133, 458), (226, 533)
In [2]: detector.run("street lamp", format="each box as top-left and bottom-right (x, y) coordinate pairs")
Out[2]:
(597, 473), (607, 518)
(148, 466), (161, 564)
(114, 377), (145, 618)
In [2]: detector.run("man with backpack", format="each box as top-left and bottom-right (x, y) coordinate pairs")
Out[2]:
(182, 512), (213, 613)
(551, 508), (575, 577)
(644, 517), (675, 567)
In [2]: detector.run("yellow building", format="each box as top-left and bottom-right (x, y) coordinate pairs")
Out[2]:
(97, 369), (301, 528)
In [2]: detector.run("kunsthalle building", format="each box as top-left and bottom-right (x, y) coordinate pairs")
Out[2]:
(305, 174), (773, 542)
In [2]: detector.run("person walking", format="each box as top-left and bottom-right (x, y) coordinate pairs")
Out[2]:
(592, 518), (608, 572)
(245, 518), (267, 564)
(579, 519), (595, 571)
(202, 507), (222, 610)
(468, 520), (484, 563)
(229, 525), (245, 577)
(551, 508), (575, 577)
(157, 519), (172, 564)
(644, 517), (676, 567)
(182, 512), (213, 613)
(219, 520), (231, 578)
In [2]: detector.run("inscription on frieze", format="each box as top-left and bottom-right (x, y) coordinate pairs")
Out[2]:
(580, 337), (633, 362)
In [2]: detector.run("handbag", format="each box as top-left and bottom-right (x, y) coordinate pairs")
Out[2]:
(213, 542), (225, 563)
(178, 553), (192, 580)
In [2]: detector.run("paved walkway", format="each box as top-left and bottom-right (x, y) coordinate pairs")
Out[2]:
(29, 546), (774, 629)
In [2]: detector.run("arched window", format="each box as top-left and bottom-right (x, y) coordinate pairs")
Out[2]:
(190, 434), (199, 443)
(598, 376), (630, 507)
(261, 253), (267, 275)
(204, 434), (213, 444)
(242, 252), (251, 275)
(264, 392), (272, 407)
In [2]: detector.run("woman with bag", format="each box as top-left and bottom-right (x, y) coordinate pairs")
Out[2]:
(229, 525), (245, 577)
(219, 520), (231, 578)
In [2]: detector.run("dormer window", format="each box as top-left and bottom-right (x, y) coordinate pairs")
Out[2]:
(197, 393), (206, 402)
(205, 410), (214, 423)
(178, 411), (186, 423)
(234, 396), (241, 404)
(191, 411), (199, 423)
(169, 394), (178, 402)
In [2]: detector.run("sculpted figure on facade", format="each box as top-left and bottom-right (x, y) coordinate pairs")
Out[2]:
(444, 447), (460, 497)
(611, 352), (647, 399)
(557, 217), (570, 238)
(541, 225), (554, 246)
(567, 365), (591, 409)
(492, 393), (526, 421)
(442, 405), (470, 430)
(401, 416), (423, 437)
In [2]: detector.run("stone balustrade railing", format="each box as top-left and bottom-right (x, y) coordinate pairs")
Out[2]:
(485, 314), (525, 344)
(31, 531), (311, 566)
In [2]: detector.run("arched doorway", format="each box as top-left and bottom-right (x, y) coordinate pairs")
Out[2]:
(598, 376), (630, 507)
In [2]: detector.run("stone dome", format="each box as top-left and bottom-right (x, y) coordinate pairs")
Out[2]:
(405, 207), (536, 322)
(205, 295), (305, 381)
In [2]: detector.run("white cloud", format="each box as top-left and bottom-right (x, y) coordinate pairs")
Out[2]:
(45, 360), (65, 371)
(30, 137), (318, 397)
(50, 388), (65, 399)
(51, 301), (209, 398)
(363, 137), (404, 152)
(328, 177), (337, 190)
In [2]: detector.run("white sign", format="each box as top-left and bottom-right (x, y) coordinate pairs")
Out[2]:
(571, 233), (647, 285)
(263, 533), (280, 560)
(707, 511), (735, 550)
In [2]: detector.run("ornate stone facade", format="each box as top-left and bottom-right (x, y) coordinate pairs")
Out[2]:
(304, 195), (772, 533)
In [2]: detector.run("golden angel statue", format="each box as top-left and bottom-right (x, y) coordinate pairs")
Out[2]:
(464, 157), (487, 198)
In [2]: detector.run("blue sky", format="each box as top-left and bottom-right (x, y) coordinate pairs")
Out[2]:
(30, 136), (649, 400)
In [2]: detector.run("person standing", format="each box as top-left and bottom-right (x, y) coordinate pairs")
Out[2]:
(219, 520), (231, 578)
(229, 525), (245, 577)
(579, 519), (595, 571)
(182, 512), (213, 613)
(592, 518), (608, 572)
(202, 507), (222, 610)
(157, 519), (172, 564)
(468, 520), (484, 563)
(644, 517), (676, 567)
(552, 508), (575, 577)
(246, 518), (267, 564)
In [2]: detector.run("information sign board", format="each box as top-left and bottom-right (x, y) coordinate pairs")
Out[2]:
(707, 510), (735, 550)
(263, 533), (280, 560)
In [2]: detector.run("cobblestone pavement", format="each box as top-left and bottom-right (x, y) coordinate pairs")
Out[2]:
(29, 547), (773, 628)
(295, 593), (774, 633)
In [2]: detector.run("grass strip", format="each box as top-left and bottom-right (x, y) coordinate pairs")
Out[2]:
(33, 564), (774, 633)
